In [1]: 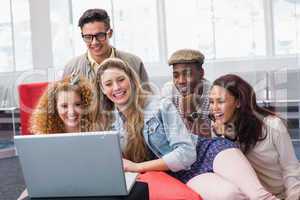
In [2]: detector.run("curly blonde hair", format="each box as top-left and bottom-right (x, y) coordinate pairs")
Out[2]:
(95, 58), (151, 162)
(30, 76), (98, 134)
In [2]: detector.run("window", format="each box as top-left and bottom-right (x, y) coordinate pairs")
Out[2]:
(50, 0), (74, 68)
(0, 0), (14, 72)
(273, 0), (300, 55)
(48, 0), (299, 69)
(12, 0), (32, 71)
(165, 0), (266, 59)
(0, 0), (32, 72)
(214, 0), (266, 58)
(165, 0), (215, 59)
(113, 0), (159, 63)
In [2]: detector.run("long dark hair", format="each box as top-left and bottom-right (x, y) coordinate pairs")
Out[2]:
(212, 74), (275, 153)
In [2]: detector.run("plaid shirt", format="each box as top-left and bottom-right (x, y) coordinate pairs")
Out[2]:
(163, 79), (211, 136)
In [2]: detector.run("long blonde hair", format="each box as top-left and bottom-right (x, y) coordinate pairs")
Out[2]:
(30, 76), (98, 134)
(96, 58), (151, 162)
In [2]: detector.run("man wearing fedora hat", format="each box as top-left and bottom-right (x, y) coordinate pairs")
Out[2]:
(162, 49), (211, 137)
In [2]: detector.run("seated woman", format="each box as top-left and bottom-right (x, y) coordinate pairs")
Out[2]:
(210, 74), (300, 200)
(30, 75), (98, 134)
(95, 58), (278, 200)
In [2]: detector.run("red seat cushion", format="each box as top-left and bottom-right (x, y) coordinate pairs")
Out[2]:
(18, 82), (48, 135)
(138, 171), (202, 200)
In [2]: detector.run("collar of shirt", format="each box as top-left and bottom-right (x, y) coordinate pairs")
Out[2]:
(172, 79), (210, 118)
(87, 48), (116, 71)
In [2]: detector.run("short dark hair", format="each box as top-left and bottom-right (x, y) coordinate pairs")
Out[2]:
(78, 8), (111, 29)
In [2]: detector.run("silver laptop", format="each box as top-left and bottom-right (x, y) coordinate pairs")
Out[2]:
(14, 131), (138, 198)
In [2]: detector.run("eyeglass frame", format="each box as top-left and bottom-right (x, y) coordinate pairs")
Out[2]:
(81, 30), (111, 43)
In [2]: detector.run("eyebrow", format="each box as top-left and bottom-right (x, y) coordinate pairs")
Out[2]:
(102, 75), (125, 83)
(103, 79), (112, 84)
(173, 69), (189, 74)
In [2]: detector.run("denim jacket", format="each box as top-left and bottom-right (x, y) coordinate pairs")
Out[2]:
(111, 96), (197, 172)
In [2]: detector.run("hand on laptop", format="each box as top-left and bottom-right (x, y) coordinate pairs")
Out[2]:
(123, 158), (140, 172)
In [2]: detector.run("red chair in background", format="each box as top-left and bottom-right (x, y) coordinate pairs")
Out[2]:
(18, 82), (48, 135)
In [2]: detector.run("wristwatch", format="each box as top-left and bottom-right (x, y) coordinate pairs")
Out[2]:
(186, 112), (201, 122)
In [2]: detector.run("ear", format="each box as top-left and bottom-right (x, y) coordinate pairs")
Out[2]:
(236, 100), (240, 109)
(108, 29), (113, 39)
(199, 67), (204, 78)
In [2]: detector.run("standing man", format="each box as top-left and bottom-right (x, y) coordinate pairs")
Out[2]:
(63, 8), (150, 91)
(163, 49), (211, 136)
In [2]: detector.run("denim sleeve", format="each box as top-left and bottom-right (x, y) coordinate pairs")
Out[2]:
(159, 98), (197, 172)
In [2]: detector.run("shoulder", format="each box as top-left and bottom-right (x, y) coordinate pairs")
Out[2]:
(263, 115), (287, 138)
(144, 96), (175, 120)
(115, 49), (143, 65)
(65, 53), (88, 68)
(202, 79), (211, 93)
(263, 115), (285, 129)
(161, 81), (178, 99)
(146, 96), (175, 110)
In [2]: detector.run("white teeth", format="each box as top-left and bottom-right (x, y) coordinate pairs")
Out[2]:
(67, 117), (77, 120)
(214, 113), (223, 117)
(92, 46), (101, 51)
(179, 87), (187, 93)
(113, 90), (126, 98)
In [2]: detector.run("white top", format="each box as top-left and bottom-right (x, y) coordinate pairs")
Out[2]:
(246, 116), (300, 199)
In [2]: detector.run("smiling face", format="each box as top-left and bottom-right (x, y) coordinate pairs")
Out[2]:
(209, 85), (239, 124)
(81, 21), (112, 61)
(56, 90), (83, 132)
(173, 63), (203, 96)
(100, 68), (132, 110)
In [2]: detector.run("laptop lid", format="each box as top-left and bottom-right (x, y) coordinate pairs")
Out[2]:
(14, 131), (137, 198)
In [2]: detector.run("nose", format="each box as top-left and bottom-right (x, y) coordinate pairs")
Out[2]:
(211, 102), (219, 112)
(91, 36), (99, 45)
(112, 82), (121, 91)
(177, 75), (186, 85)
(68, 106), (76, 116)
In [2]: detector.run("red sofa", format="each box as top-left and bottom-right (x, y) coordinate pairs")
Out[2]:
(138, 171), (202, 200)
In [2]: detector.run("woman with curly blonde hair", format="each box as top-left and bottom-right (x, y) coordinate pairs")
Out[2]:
(30, 76), (98, 134)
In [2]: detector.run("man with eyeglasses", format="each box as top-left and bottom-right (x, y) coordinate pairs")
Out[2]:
(162, 49), (211, 137)
(63, 8), (151, 91)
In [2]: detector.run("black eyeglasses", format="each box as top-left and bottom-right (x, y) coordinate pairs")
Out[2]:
(81, 30), (110, 43)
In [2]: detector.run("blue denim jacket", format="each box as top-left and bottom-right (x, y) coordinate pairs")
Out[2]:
(111, 96), (197, 172)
